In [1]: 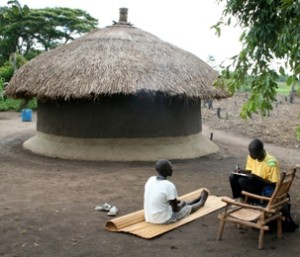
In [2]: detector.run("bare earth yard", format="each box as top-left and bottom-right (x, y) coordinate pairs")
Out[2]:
(0, 93), (300, 257)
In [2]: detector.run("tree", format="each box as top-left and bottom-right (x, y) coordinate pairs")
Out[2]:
(213, 0), (300, 119)
(0, 1), (98, 111)
(0, 1), (98, 65)
(22, 7), (98, 51)
(0, 0), (29, 65)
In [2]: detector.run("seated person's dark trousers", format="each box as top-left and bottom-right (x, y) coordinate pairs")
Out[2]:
(229, 173), (274, 199)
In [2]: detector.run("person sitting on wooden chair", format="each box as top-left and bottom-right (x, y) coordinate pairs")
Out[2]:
(229, 138), (280, 202)
(144, 159), (209, 224)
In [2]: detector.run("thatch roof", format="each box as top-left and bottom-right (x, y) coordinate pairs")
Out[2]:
(6, 10), (228, 101)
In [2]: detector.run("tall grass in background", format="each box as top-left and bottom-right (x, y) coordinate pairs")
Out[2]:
(276, 81), (295, 96)
(236, 80), (298, 96)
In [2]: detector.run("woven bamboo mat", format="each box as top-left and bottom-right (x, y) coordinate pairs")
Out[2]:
(105, 188), (226, 239)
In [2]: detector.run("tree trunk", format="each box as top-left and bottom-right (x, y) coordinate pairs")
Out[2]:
(289, 83), (295, 104)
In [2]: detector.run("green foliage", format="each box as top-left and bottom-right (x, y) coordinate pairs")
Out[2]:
(0, 77), (37, 111)
(0, 1), (29, 65)
(0, 77), (5, 99)
(0, 1), (98, 65)
(23, 49), (42, 61)
(0, 1), (97, 111)
(215, 0), (300, 133)
(23, 7), (98, 51)
(0, 53), (27, 82)
(0, 97), (37, 111)
(226, 78), (296, 96)
(297, 125), (300, 142)
(276, 81), (294, 95)
(0, 62), (14, 82)
(0, 1), (97, 110)
(215, 0), (300, 113)
(10, 53), (27, 68)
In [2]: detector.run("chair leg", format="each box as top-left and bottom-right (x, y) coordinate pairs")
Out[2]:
(258, 229), (264, 250)
(277, 217), (283, 239)
(217, 220), (225, 240)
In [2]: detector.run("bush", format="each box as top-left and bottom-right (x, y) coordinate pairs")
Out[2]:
(0, 77), (37, 111)
(24, 49), (42, 61)
(0, 63), (14, 82)
(0, 97), (37, 111)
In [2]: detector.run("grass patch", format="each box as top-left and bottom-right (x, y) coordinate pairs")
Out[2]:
(276, 82), (292, 96)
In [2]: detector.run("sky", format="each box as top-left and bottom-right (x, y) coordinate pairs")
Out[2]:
(0, 0), (243, 66)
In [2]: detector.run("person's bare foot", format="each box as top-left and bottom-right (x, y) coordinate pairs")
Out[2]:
(190, 189), (209, 212)
(199, 189), (209, 206)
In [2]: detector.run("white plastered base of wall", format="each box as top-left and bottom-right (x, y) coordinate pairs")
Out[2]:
(23, 131), (219, 161)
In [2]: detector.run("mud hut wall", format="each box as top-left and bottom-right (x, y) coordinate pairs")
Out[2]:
(37, 94), (202, 138)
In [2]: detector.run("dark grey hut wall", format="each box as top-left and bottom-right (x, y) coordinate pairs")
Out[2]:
(37, 93), (202, 138)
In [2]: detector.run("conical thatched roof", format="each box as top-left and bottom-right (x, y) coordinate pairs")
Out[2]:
(6, 9), (227, 101)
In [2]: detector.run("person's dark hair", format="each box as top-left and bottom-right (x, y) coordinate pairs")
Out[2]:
(248, 139), (265, 160)
(248, 139), (264, 152)
(155, 159), (172, 177)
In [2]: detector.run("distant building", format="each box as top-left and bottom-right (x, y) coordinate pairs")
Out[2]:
(6, 8), (228, 161)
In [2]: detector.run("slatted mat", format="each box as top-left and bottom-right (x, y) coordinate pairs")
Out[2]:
(105, 188), (226, 239)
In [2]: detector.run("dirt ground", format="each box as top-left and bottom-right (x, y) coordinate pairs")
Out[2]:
(202, 93), (300, 149)
(1, 94), (300, 257)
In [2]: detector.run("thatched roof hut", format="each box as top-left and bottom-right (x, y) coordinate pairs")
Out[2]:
(6, 8), (228, 161)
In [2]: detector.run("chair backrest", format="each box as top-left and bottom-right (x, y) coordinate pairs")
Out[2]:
(266, 168), (297, 209)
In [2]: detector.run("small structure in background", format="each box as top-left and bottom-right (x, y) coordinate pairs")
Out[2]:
(5, 8), (228, 161)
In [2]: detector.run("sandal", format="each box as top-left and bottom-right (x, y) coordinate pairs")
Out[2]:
(107, 206), (118, 216)
(95, 203), (112, 211)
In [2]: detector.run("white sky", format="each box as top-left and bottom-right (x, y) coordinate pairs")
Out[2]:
(0, 0), (243, 66)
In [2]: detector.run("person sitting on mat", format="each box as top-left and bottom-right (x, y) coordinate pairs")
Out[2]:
(229, 138), (280, 201)
(144, 159), (209, 224)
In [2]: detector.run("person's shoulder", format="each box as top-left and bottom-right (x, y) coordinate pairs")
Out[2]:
(146, 176), (156, 183)
(265, 153), (278, 167)
(163, 179), (176, 187)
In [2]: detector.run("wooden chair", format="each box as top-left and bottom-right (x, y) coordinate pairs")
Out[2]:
(217, 166), (298, 249)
